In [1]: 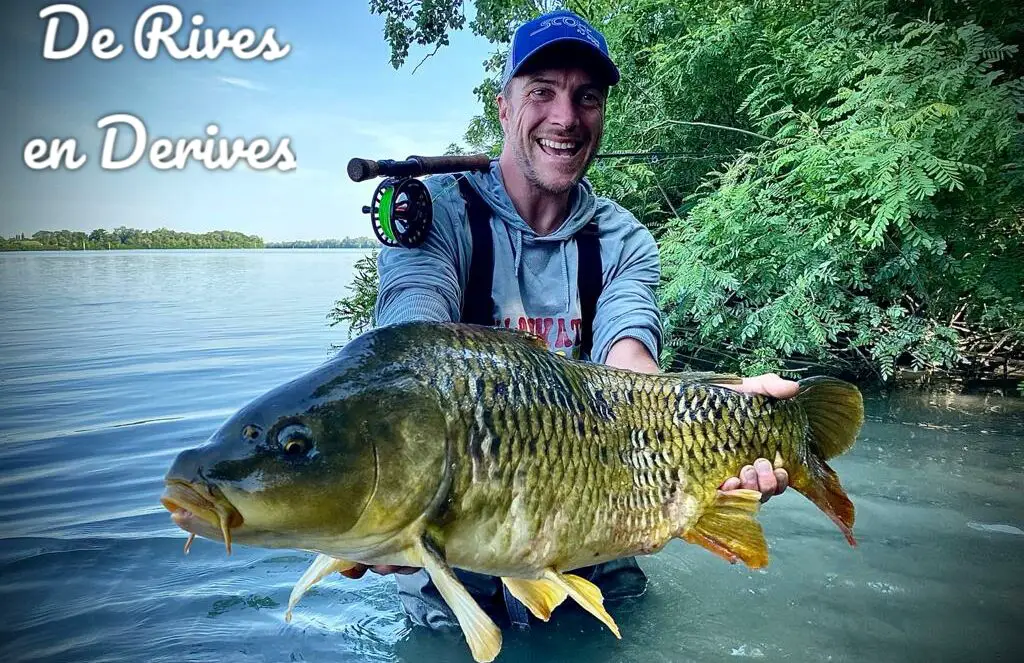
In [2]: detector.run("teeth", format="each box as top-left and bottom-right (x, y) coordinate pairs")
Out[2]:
(539, 138), (578, 151)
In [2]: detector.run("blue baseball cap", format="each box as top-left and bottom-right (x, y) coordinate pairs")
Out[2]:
(500, 10), (619, 90)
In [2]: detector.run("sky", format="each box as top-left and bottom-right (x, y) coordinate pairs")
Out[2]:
(0, 0), (497, 241)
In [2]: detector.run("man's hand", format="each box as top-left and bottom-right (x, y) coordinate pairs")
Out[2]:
(340, 563), (420, 579)
(720, 457), (789, 502)
(717, 373), (798, 502)
(727, 373), (800, 400)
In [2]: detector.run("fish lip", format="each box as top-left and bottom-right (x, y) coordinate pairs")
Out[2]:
(161, 479), (243, 529)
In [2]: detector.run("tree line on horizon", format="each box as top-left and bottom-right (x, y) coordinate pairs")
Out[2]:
(1, 228), (380, 251)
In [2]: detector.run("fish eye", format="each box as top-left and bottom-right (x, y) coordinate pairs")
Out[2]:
(241, 424), (262, 441)
(277, 423), (314, 457)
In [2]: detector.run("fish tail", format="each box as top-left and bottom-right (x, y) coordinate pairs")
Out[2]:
(788, 376), (864, 546)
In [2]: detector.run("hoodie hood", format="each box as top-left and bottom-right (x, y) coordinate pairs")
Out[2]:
(464, 159), (598, 241)
(462, 159), (598, 315)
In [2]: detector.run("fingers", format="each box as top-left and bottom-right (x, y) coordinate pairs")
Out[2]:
(720, 476), (742, 491)
(341, 564), (368, 579)
(721, 459), (789, 502)
(370, 565), (421, 576)
(754, 458), (776, 493)
(733, 373), (800, 399)
(339, 564), (422, 579)
(774, 468), (789, 495)
(754, 458), (777, 502)
(740, 464), (757, 490)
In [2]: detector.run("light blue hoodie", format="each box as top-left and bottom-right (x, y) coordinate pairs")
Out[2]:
(374, 159), (663, 364)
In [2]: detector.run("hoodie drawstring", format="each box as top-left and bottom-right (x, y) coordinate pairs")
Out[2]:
(513, 229), (523, 277)
(561, 241), (570, 314)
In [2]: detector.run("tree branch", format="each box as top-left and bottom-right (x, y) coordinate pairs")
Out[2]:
(659, 119), (774, 142)
(411, 43), (443, 74)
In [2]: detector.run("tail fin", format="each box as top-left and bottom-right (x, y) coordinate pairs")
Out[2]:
(788, 377), (864, 546)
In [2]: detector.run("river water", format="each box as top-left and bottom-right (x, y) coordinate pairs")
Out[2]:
(1, 250), (1021, 662)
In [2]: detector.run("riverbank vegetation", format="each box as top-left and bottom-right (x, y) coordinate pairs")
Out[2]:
(1, 231), (380, 251)
(2, 228), (264, 250)
(331, 0), (1022, 389)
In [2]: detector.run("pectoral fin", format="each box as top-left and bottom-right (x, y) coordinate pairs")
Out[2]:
(413, 537), (502, 663)
(681, 488), (769, 568)
(285, 553), (358, 622)
(542, 569), (621, 639)
(500, 577), (568, 621)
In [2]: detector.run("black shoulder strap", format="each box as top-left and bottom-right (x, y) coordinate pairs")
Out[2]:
(455, 174), (494, 325)
(456, 173), (602, 354)
(577, 220), (602, 358)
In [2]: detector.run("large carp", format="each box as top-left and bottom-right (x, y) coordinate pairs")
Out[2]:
(161, 322), (863, 662)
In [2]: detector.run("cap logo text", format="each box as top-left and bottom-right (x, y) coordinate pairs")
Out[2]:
(528, 16), (601, 48)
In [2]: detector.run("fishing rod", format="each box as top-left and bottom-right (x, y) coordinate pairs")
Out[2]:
(348, 151), (710, 248)
(348, 154), (491, 248)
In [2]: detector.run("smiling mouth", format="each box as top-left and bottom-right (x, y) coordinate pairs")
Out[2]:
(536, 137), (583, 158)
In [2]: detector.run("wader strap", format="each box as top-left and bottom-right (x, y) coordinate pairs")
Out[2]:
(456, 174), (495, 325)
(576, 221), (602, 358)
(455, 173), (602, 358)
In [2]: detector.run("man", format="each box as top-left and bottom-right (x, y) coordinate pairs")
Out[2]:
(355, 9), (795, 630)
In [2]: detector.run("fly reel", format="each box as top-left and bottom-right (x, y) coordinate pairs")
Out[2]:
(363, 177), (432, 248)
(348, 154), (492, 249)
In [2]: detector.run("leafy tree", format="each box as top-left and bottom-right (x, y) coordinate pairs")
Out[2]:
(352, 0), (1023, 385)
(328, 250), (380, 339)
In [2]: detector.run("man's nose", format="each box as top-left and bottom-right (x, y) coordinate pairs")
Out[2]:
(547, 92), (580, 130)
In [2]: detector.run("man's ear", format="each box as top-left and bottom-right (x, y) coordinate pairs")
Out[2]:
(496, 91), (511, 131)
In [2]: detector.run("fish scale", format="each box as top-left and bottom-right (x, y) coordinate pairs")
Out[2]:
(415, 326), (803, 573)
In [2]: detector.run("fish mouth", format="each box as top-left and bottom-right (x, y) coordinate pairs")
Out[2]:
(161, 479), (244, 555)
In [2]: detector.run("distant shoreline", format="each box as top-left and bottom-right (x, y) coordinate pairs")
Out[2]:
(0, 246), (379, 252)
(1, 229), (379, 252)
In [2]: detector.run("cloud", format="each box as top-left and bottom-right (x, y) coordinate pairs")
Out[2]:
(217, 76), (267, 92)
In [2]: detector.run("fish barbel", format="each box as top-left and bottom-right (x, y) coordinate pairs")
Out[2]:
(161, 321), (863, 662)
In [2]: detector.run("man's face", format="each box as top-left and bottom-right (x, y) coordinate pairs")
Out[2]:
(498, 63), (606, 195)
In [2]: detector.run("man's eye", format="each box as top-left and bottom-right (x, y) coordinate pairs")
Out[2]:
(530, 88), (551, 98)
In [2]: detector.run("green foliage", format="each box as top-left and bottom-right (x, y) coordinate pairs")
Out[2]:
(328, 250), (380, 339)
(656, 0), (1023, 381)
(368, 0), (466, 69)
(363, 0), (1023, 384)
(0, 227), (264, 250)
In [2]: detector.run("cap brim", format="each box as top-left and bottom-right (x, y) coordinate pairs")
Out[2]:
(505, 37), (620, 88)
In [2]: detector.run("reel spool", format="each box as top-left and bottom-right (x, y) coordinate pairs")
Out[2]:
(350, 154), (490, 249)
(363, 177), (433, 248)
